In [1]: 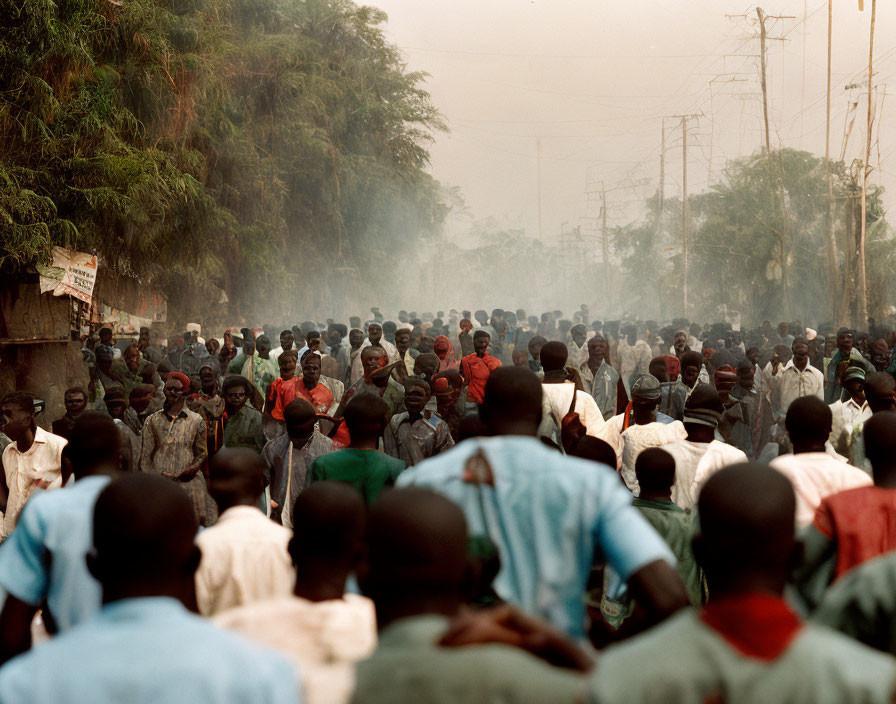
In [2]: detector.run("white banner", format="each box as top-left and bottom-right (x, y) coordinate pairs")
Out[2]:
(38, 247), (98, 304)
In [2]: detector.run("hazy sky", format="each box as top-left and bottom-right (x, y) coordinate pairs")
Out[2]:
(372, 0), (896, 244)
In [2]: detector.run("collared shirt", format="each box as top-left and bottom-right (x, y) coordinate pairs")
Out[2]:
(195, 506), (295, 617)
(541, 381), (607, 438)
(350, 339), (400, 384)
(222, 405), (266, 453)
(352, 614), (584, 704)
(216, 593), (376, 704)
(383, 412), (454, 466)
(460, 352), (502, 405)
(662, 440), (749, 511)
(580, 359), (620, 420)
(347, 377), (406, 417)
(619, 421), (688, 494)
(262, 432), (334, 528)
(397, 436), (675, 639)
(829, 397), (872, 456)
(825, 348), (876, 403)
(768, 360), (824, 418)
(310, 449), (405, 505)
(296, 380), (334, 416)
(1, 426), (66, 537)
(0, 597), (301, 704)
(139, 407), (215, 526)
(0, 475), (109, 631)
(770, 452), (873, 528)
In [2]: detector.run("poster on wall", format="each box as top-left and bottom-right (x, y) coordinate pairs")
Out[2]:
(37, 247), (99, 305)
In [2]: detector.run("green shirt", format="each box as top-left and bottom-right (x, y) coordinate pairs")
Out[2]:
(222, 405), (266, 454)
(351, 615), (584, 704)
(309, 449), (405, 505)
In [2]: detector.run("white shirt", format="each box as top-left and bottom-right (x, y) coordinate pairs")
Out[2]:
(619, 421), (687, 494)
(829, 398), (872, 454)
(1, 427), (66, 537)
(767, 360), (824, 417)
(216, 594), (376, 704)
(541, 382), (606, 438)
(769, 452), (873, 528)
(662, 439), (748, 511)
(195, 505), (295, 616)
(350, 339), (400, 384)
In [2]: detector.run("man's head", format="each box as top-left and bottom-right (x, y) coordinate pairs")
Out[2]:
(432, 369), (464, 409)
(842, 366), (867, 401)
(735, 358), (755, 390)
(64, 386), (88, 417)
(403, 378), (431, 416)
(306, 330), (322, 352)
(395, 328), (411, 353)
(283, 398), (317, 441)
(95, 344), (115, 372)
(99, 327), (114, 346)
(587, 335), (608, 363)
(367, 323), (383, 345)
(570, 324), (587, 347)
(359, 487), (469, 628)
(635, 447), (676, 500)
(863, 412), (896, 484)
(198, 365), (218, 394)
(871, 339), (890, 371)
(824, 333), (838, 357)
(163, 373), (190, 409)
(785, 396), (832, 452)
(630, 374), (662, 416)
(539, 341), (569, 373)
(474, 310), (489, 326)
(278, 350), (298, 381)
(222, 375), (251, 413)
(290, 482), (367, 599)
(414, 353), (440, 385)
(65, 412), (122, 479)
(791, 338), (809, 370)
(129, 384), (155, 413)
(88, 474), (200, 605)
(713, 365), (738, 403)
(103, 387), (128, 420)
(528, 335), (547, 360)
(568, 436), (618, 468)
(255, 334), (272, 357)
(479, 366), (542, 436)
(343, 394), (389, 444)
(746, 346), (760, 366)
(837, 327), (854, 355)
(680, 350), (704, 388)
(473, 330), (490, 357)
(361, 346), (387, 378)
(279, 329), (295, 351)
(648, 357), (669, 384)
(0, 392), (36, 442)
(208, 448), (265, 512)
(695, 464), (797, 597)
(301, 352), (321, 389)
(683, 385), (723, 439)
(349, 328), (364, 350)
(123, 345), (141, 374)
(864, 371), (896, 414)
(382, 321), (397, 341)
(673, 330), (688, 352)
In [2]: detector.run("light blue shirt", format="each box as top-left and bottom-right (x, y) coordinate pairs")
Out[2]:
(0, 475), (110, 631)
(0, 597), (300, 704)
(396, 436), (675, 639)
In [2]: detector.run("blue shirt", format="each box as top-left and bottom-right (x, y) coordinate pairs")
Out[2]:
(0, 597), (300, 704)
(396, 436), (675, 639)
(0, 475), (110, 631)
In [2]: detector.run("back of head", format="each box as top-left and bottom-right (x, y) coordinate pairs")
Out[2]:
(784, 395), (832, 446)
(569, 436), (617, 468)
(539, 341), (568, 372)
(683, 384), (723, 429)
(208, 448), (265, 510)
(862, 411), (896, 479)
(91, 474), (199, 599)
(680, 350), (704, 371)
(479, 366), (542, 434)
(361, 487), (468, 609)
(343, 394), (389, 439)
(864, 371), (896, 413)
(635, 447), (676, 495)
(696, 464), (796, 594)
(648, 357), (668, 383)
(290, 482), (366, 571)
(65, 412), (122, 479)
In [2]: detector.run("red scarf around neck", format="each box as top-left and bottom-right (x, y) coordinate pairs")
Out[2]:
(700, 593), (803, 661)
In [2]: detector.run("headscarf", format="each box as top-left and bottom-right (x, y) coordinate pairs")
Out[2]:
(433, 335), (457, 370)
(662, 355), (681, 378)
(168, 372), (191, 392)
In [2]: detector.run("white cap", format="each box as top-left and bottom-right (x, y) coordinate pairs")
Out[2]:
(186, 323), (201, 334)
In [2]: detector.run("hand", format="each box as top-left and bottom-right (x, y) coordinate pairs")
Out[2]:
(34, 478), (53, 490)
(270, 500), (279, 509)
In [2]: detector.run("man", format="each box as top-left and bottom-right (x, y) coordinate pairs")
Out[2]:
(188, 365), (226, 456)
(0, 414), (118, 663)
(229, 333), (278, 405)
(103, 387), (139, 472)
(110, 344), (145, 396)
(195, 449), (295, 617)
(579, 335), (619, 420)
(221, 375), (266, 454)
(338, 328), (363, 385)
(767, 338), (824, 422)
(0, 392), (66, 537)
(139, 372), (216, 527)
(126, 383), (156, 434)
(310, 395), (405, 505)
(460, 330), (501, 410)
(660, 385), (748, 511)
(848, 371), (896, 471)
(350, 323), (399, 384)
(269, 329), (295, 361)
(661, 350), (704, 422)
(383, 379), (454, 466)
(295, 352), (337, 415)
(525, 334), (546, 373)
(216, 482), (376, 704)
(394, 326), (419, 379)
(671, 329), (690, 359)
(599, 374), (685, 477)
(828, 366), (871, 457)
(769, 396), (871, 528)
(826, 327), (875, 404)
(567, 323), (589, 368)
(0, 473), (299, 703)
(797, 411), (896, 610)
(398, 367), (688, 640)
(721, 358), (762, 459)
(589, 464), (896, 704)
(457, 318), (475, 358)
(352, 487), (587, 703)
(262, 399), (334, 528)
(51, 387), (88, 440)
(342, 346), (406, 418)
(539, 341), (605, 444)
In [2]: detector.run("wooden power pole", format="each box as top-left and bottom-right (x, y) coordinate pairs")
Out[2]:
(757, 7), (772, 155)
(601, 184), (610, 302)
(825, 0), (842, 324)
(681, 116), (689, 318)
(858, 0), (876, 327)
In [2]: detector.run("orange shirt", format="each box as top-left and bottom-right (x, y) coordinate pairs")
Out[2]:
(296, 379), (334, 415)
(460, 352), (502, 405)
(268, 377), (301, 421)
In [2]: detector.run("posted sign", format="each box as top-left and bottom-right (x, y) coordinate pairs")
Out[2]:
(38, 247), (99, 305)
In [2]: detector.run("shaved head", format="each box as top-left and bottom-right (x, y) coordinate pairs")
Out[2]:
(863, 411), (896, 483)
(479, 366), (543, 434)
(209, 448), (265, 510)
(290, 482), (366, 571)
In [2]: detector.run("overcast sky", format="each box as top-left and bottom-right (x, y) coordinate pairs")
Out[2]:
(372, 0), (896, 244)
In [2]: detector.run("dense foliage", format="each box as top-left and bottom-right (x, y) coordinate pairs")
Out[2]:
(0, 0), (447, 322)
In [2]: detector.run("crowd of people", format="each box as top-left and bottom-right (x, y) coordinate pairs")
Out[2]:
(2, 305), (896, 701)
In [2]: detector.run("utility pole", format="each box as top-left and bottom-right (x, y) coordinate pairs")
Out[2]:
(825, 0), (842, 324)
(600, 183), (610, 302)
(536, 136), (543, 240)
(681, 116), (689, 318)
(858, 0), (876, 328)
(757, 7), (772, 154)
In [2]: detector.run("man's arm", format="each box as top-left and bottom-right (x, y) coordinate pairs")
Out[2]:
(625, 559), (690, 624)
(0, 597), (38, 665)
(138, 417), (155, 472)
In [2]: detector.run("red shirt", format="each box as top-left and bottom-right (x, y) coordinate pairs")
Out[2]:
(296, 379), (334, 415)
(268, 377), (301, 421)
(460, 352), (502, 404)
